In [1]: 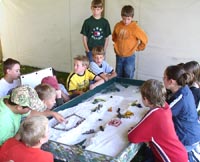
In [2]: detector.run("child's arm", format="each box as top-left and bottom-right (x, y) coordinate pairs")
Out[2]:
(30, 110), (65, 123)
(99, 71), (117, 81)
(136, 27), (148, 51)
(82, 35), (90, 52)
(99, 73), (109, 81)
(104, 36), (110, 52)
(90, 76), (104, 90)
(107, 71), (117, 80)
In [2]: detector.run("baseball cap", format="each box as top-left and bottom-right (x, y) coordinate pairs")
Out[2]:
(41, 76), (59, 90)
(10, 85), (47, 112)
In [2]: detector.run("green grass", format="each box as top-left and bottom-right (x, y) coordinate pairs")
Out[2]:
(0, 63), (69, 86)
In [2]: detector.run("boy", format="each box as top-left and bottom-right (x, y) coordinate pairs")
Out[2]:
(90, 46), (117, 81)
(0, 58), (21, 97)
(41, 76), (70, 103)
(112, 5), (148, 79)
(80, 0), (111, 62)
(0, 85), (64, 145)
(66, 55), (104, 96)
(128, 79), (188, 162)
(35, 83), (63, 109)
(0, 115), (53, 162)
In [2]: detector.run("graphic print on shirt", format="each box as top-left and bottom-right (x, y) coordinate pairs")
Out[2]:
(118, 29), (129, 40)
(91, 27), (103, 40)
(77, 80), (89, 92)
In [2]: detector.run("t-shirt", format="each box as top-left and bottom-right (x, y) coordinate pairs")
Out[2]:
(0, 98), (29, 145)
(66, 69), (96, 94)
(128, 103), (188, 162)
(89, 60), (114, 75)
(0, 138), (53, 162)
(0, 78), (21, 98)
(80, 16), (111, 51)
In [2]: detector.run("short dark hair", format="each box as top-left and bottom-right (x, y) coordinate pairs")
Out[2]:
(92, 46), (105, 56)
(3, 58), (20, 74)
(91, 0), (103, 8)
(121, 5), (134, 17)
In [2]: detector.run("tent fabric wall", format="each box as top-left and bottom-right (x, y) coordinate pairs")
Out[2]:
(0, 0), (200, 80)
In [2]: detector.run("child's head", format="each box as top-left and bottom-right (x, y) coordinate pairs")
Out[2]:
(140, 79), (166, 108)
(19, 115), (49, 147)
(35, 84), (56, 109)
(183, 61), (200, 84)
(163, 65), (194, 90)
(91, 0), (103, 17)
(73, 55), (89, 75)
(41, 76), (59, 90)
(3, 58), (21, 79)
(92, 46), (105, 66)
(121, 5), (134, 25)
(8, 85), (47, 113)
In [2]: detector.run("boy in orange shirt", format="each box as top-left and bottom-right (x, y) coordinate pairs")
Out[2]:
(112, 5), (148, 79)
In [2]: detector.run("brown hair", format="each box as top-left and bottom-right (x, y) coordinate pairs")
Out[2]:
(121, 5), (134, 17)
(183, 61), (200, 85)
(92, 46), (105, 56)
(140, 79), (166, 107)
(91, 0), (103, 8)
(165, 65), (194, 86)
(3, 58), (20, 74)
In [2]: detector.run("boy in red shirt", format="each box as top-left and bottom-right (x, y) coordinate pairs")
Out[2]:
(0, 115), (53, 162)
(128, 79), (188, 162)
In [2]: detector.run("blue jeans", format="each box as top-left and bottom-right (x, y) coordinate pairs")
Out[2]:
(86, 51), (93, 62)
(116, 54), (136, 79)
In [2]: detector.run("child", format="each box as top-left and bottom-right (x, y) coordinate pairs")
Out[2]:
(66, 55), (104, 96)
(112, 5), (148, 79)
(0, 85), (64, 145)
(163, 65), (200, 161)
(80, 0), (111, 62)
(89, 46), (117, 81)
(184, 61), (200, 87)
(52, 68), (71, 101)
(0, 58), (21, 97)
(0, 115), (53, 162)
(128, 79), (188, 162)
(183, 61), (200, 109)
(0, 85), (47, 145)
(35, 83), (61, 109)
(41, 76), (70, 103)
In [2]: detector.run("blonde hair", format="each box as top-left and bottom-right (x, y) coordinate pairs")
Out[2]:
(92, 46), (105, 56)
(19, 115), (48, 146)
(35, 84), (56, 100)
(74, 55), (89, 68)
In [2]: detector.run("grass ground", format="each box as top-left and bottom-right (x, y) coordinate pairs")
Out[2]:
(0, 63), (145, 162)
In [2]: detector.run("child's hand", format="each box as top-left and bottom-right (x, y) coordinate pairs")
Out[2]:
(89, 84), (96, 90)
(52, 112), (65, 123)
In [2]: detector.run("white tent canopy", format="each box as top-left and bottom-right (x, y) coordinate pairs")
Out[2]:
(0, 0), (200, 80)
